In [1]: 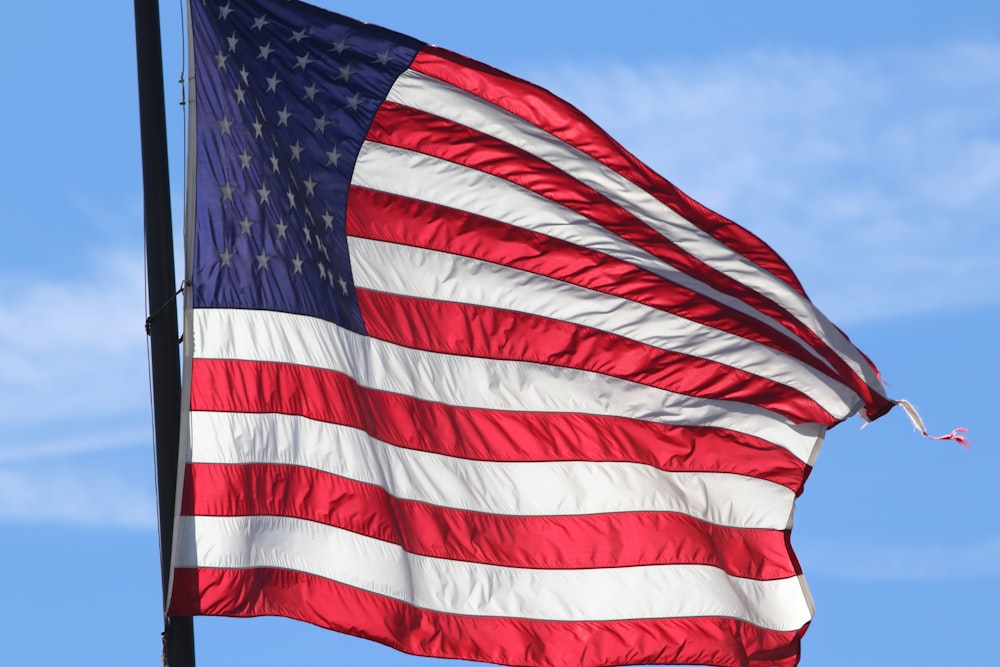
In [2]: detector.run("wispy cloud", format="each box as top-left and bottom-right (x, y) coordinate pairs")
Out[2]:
(796, 537), (1000, 580)
(0, 465), (156, 528)
(527, 42), (1000, 322)
(0, 429), (152, 463)
(0, 249), (151, 425)
(0, 236), (158, 527)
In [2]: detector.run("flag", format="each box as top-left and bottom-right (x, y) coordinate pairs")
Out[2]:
(168, 1), (895, 665)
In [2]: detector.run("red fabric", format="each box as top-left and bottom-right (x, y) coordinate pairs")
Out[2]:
(406, 48), (893, 422)
(357, 287), (830, 425)
(409, 47), (808, 299)
(171, 567), (807, 667)
(347, 183), (840, 424)
(183, 462), (800, 579)
(190, 357), (810, 492)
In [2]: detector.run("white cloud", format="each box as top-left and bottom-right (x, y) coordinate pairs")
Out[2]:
(526, 42), (1000, 323)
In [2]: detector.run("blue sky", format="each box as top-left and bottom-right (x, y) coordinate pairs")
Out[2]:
(1, 1), (997, 665)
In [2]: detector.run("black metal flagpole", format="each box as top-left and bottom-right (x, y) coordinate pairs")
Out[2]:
(133, 0), (196, 664)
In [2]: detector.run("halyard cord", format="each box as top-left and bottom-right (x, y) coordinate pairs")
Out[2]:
(145, 280), (189, 336)
(177, 0), (187, 108)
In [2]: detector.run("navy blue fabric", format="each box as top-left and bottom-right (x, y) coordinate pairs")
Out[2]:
(190, 0), (423, 333)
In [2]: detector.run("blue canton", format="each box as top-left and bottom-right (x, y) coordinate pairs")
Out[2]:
(190, 0), (423, 333)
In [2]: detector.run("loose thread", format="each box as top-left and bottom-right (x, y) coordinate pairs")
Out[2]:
(895, 399), (970, 448)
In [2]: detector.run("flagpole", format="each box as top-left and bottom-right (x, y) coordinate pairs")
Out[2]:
(133, 0), (196, 665)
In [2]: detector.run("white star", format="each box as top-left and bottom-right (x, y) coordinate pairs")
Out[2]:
(258, 42), (274, 61)
(218, 3), (234, 20)
(291, 254), (304, 274)
(239, 66), (250, 85)
(325, 145), (342, 167)
(220, 181), (236, 202)
(374, 49), (392, 66)
(276, 105), (291, 126)
(257, 185), (272, 204)
(233, 85), (246, 104)
(256, 250), (272, 271)
(303, 176), (317, 197)
(214, 50), (228, 70)
(269, 153), (280, 172)
(238, 215), (254, 235)
(344, 92), (361, 111)
(227, 32), (239, 52)
(275, 220), (289, 239)
(303, 224), (312, 245)
(266, 73), (281, 93)
(321, 211), (334, 229)
(237, 150), (253, 170)
(313, 114), (330, 133)
(337, 62), (353, 81)
(329, 36), (348, 54)
(289, 141), (304, 161)
(338, 275), (348, 294)
(219, 246), (234, 266)
(317, 263), (326, 279)
(316, 237), (329, 260)
(291, 28), (308, 42)
(295, 53), (314, 70)
(252, 119), (264, 138)
(303, 82), (320, 101)
(218, 115), (233, 135)
(252, 15), (269, 31)
(286, 189), (296, 209)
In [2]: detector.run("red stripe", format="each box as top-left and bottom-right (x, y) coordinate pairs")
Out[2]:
(402, 51), (893, 420)
(367, 103), (854, 402)
(365, 103), (885, 420)
(346, 185), (845, 422)
(357, 287), (831, 425)
(364, 105), (838, 383)
(169, 566), (805, 667)
(408, 46), (807, 299)
(190, 358), (810, 493)
(366, 102), (815, 343)
(182, 462), (799, 579)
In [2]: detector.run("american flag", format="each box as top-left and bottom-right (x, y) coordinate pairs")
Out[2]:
(168, 1), (895, 665)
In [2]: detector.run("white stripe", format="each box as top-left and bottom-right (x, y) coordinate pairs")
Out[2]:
(353, 139), (840, 384)
(348, 233), (859, 419)
(384, 69), (884, 395)
(192, 308), (825, 462)
(191, 411), (798, 530)
(175, 514), (814, 631)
